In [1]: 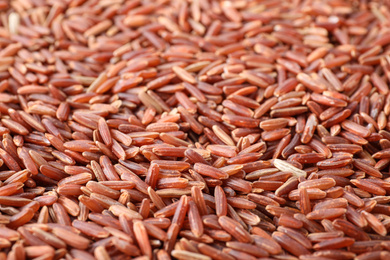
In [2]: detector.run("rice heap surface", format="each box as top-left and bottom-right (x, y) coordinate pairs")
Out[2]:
(1, 0), (390, 259)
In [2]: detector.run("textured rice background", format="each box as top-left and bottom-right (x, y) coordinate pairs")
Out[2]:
(0, 0), (390, 259)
